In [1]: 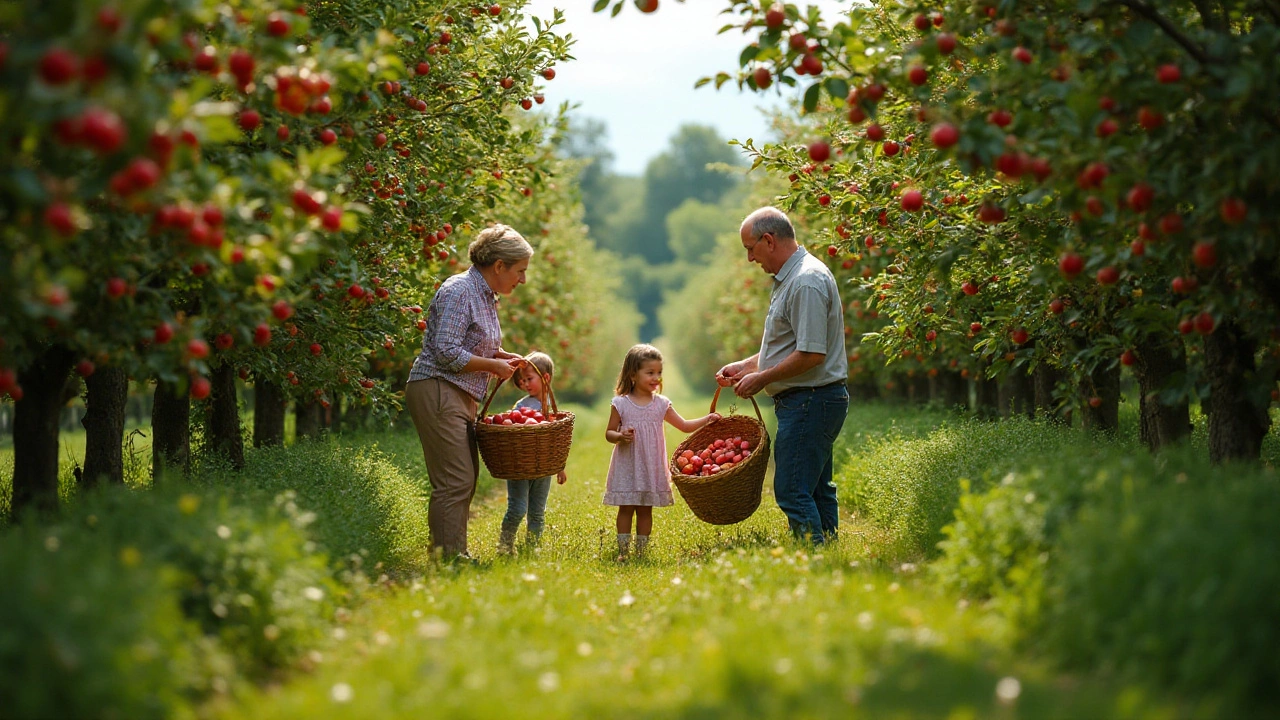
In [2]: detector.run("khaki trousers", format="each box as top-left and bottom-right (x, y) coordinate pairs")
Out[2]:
(406, 378), (479, 557)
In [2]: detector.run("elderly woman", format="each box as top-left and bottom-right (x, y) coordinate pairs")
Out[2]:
(406, 224), (532, 560)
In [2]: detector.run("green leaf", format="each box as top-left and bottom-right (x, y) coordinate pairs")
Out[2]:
(200, 115), (241, 144)
(610, 2), (623, 17)
(694, 76), (713, 89)
(802, 82), (821, 113)
(6, 168), (47, 204)
(714, 72), (732, 90)
(739, 44), (760, 67)
(592, 0), (608, 11)
(823, 77), (849, 104)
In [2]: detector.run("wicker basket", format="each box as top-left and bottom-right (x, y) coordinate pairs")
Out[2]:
(474, 359), (575, 481)
(669, 386), (770, 525)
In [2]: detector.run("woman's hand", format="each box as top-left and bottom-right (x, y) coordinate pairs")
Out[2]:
(488, 357), (520, 380)
(556, 471), (568, 485)
(494, 348), (523, 361)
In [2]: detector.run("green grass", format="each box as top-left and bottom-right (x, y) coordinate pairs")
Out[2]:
(3, 360), (1275, 717)
(206, 353), (1193, 719)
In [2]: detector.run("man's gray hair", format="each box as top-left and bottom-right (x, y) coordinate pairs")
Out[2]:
(741, 207), (796, 241)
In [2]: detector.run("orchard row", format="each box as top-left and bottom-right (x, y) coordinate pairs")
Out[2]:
(0, 0), (639, 517)
(614, 0), (1278, 462)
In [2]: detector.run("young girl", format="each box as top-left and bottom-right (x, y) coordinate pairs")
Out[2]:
(604, 344), (719, 561)
(500, 352), (567, 553)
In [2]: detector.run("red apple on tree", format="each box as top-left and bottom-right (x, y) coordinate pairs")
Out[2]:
(1058, 252), (1084, 279)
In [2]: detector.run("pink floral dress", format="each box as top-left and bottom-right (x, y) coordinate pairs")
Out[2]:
(603, 394), (674, 507)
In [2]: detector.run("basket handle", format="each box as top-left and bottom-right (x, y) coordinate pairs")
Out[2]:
(709, 385), (764, 426)
(476, 353), (558, 420)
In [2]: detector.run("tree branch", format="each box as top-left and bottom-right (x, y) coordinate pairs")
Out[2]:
(1118, 0), (1213, 65)
(1189, 0), (1227, 31)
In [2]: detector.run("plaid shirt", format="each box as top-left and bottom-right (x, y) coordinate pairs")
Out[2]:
(408, 266), (502, 400)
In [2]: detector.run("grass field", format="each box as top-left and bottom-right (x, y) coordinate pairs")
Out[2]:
(3, 355), (1271, 717)
(201, 355), (1187, 720)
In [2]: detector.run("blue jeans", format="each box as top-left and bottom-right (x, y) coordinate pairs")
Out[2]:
(502, 476), (552, 539)
(771, 383), (849, 544)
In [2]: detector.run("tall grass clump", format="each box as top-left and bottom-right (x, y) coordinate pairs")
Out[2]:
(933, 440), (1280, 712)
(0, 519), (218, 720)
(201, 439), (431, 572)
(0, 481), (335, 718)
(1042, 453), (1280, 711)
(838, 417), (1091, 557)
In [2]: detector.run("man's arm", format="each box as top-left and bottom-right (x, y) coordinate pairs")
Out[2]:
(733, 350), (825, 398)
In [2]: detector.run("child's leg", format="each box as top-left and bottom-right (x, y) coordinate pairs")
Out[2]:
(615, 506), (634, 534)
(525, 476), (552, 540)
(615, 506), (634, 560)
(500, 480), (529, 548)
(633, 506), (654, 558)
(635, 506), (653, 536)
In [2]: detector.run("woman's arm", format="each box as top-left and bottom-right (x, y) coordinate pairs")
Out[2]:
(665, 405), (721, 434)
(461, 355), (519, 379)
(605, 405), (634, 444)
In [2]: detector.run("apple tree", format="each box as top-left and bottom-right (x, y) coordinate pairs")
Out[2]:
(709, 0), (1278, 461)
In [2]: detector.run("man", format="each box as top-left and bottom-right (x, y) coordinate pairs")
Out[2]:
(717, 207), (849, 544)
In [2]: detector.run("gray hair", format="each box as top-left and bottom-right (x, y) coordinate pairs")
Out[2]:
(468, 224), (534, 267)
(740, 207), (796, 242)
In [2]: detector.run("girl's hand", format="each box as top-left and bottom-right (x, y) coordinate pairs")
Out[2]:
(706, 412), (721, 423)
(556, 471), (568, 485)
(618, 426), (636, 443)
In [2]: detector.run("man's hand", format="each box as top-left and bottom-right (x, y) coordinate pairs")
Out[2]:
(556, 471), (568, 485)
(716, 361), (746, 387)
(734, 372), (768, 398)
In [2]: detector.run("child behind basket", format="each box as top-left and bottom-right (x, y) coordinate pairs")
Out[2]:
(499, 351), (568, 553)
(604, 344), (719, 561)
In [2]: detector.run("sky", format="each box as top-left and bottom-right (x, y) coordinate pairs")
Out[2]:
(523, 0), (852, 176)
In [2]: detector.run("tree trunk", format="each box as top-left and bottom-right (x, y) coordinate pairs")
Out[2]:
(1133, 335), (1192, 453)
(295, 397), (321, 440)
(936, 369), (968, 410)
(908, 374), (930, 405)
(253, 378), (287, 448)
(206, 362), (244, 470)
(1033, 364), (1059, 417)
(81, 365), (128, 487)
(999, 366), (1036, 419)
(152, 380), (190, 479)
(973, 366), (1000, 419)
(1203, 320), (1272, 463)
(848, 377), (878, 402)
(1080, 363), (1121, 434)
(10, 344), (76, 518)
